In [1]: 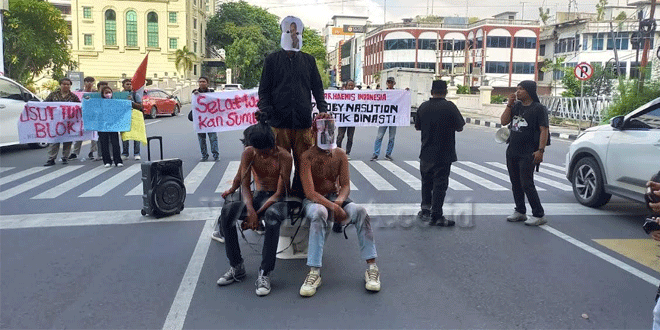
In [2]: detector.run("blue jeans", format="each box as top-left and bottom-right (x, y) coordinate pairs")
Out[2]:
(121, 140), (140, 156)
(654, 296), (660, 330)
(303, 200), (377, 268)
(373, 126), (396, 157)
(197, 132), (219, 158)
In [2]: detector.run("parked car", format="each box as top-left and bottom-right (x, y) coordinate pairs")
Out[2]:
(0, 76), (47, 148)
(566, 96), (660, 207)
(222, 84), (243, 91)
(142, 89), (180, 119)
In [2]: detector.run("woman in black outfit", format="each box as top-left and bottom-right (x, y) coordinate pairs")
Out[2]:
(98, 86), (124, 167)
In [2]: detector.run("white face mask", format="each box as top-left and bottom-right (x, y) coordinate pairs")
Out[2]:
(315, 118), (336, 150)
(104, 93), (112, 98)
(280, 16), (303, 52)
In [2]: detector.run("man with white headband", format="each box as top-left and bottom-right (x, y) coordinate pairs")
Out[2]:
(297, 113), (381, 297)
(257, 16), (328, 198)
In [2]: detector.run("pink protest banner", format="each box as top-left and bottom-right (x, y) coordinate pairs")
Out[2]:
(18, 101), (98, 143)
(191, 89), (259, 133)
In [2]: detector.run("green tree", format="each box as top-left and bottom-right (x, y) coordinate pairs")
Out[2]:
(174, 46), (197, 77)
(3, 0), (75, 85)
(595, 0), (608, 21)
(602, 79), (660, 122)
(538, 7), (551, 25)
(302, 28), (330, 88)
(542, 56), (565, 96)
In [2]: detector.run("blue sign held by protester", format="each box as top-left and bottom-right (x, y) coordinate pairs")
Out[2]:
(82, 98), (133, 132)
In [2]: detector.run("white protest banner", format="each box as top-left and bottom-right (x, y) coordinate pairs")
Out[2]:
(18, 101), (97, 144)
(314, 90), (411, 127)
(191, 89), (259, 133)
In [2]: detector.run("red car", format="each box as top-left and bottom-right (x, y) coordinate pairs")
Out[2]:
(142, 89), (180, 118)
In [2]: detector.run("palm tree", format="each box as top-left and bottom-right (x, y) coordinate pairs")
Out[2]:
(175, 46), (197, 78)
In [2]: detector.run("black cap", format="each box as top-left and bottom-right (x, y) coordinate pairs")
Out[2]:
(517, 80), (540, 103)
(386, 77), (395, 82)
(431, 80), (447, 94)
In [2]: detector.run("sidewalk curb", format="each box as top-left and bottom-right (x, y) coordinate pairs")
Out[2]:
(464, 117), (578, 141)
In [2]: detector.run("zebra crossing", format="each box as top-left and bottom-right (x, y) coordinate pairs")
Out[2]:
(0, 159), (573, 201)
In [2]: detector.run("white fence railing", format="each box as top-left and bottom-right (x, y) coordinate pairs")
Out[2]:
(539, 96), (613, 123)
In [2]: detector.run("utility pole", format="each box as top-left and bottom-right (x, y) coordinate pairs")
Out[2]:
(0, 0), (7, 76)
(639, 0), (656, 85)
(521, 2), (529, 20)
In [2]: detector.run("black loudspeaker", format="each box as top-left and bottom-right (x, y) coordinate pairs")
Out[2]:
(140, 136), (186, 217)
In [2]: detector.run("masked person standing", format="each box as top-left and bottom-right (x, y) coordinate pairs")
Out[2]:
(414, 80), (465, 226)
(500, 80), (549, 226)
(257, 16), (328, 198)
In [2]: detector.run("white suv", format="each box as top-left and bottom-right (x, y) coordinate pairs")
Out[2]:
(0, 76), (45, 148)
(566, 96), (660, 207)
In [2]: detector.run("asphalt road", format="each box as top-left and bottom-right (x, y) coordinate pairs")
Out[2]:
(1, 104), (657, 329)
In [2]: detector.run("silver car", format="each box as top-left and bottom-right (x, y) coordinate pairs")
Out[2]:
(0, 76), (46, 148)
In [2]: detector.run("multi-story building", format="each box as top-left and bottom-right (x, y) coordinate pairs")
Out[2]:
(50, 0), (214, 86)
(538, 3), (660, 95)
(362, 14), (541, 88)
(323, 15), (369, 87)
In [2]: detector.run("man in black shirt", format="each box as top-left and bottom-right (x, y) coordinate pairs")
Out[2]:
(257, 16), (328, 196)
(414, 80), (465, 226)
(500, 80), (549, 226)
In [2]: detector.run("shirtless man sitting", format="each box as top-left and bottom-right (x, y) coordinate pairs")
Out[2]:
(298, 114), (381, 297)
(216, 123), (293, 296)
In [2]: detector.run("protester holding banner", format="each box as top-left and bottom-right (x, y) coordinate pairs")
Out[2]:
(120, 79), (143, 161)
(336, 80), (356, 159)
(43, 78), (81, 166)
(257, 16), (328, 197)
(71, 76), (98, 161)
(190, 76), (219, 161)
(371, 77), (398, 161)
(414, 80), (465, 226)
(97, 86), (124, 168)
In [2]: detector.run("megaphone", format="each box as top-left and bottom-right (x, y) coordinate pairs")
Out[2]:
(494, 127), (510, 144)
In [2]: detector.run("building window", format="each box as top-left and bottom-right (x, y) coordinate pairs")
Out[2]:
(169, 38), (177, 49)
(383, 62), (415, 69)
(384, 39), (416, 50)
(193, 18), (197, 30)
(417, 39), (436, 50)
(194, 65), (197, 76)
(485, 61), (509, 73)
(417, 62), (436, 70)
(194, 41), (197, 53)
(169, 12), (177, 23)
(476, 37), (483, 49)
(147, 12), (159, 48)
(442, 39), (465, 50)
(538, 70), (544, 80)
(126, 11), (138, 47)
(486, 36), (511, 48)
(607, 33), (628, 50)
(84, 34), (93, 46)
(105, 10), (116, 46)
(539, 44), (546, 56)
(592, 33), (605, 50)
(632, 35), (654, 49)
(514, 37), (536, 49)
(512, 62), (535, 74)
(83, 7), (92, 19)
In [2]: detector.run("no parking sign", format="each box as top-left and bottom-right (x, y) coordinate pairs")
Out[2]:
(574, 62), (593, 81)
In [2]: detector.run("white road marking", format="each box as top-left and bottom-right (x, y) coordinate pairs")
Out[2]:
(542, 163), (567, 172)
(404, 161), (471, 191)
(451, 165), (509, 191)
(145, 120), (161, 126)
(32, 165), (111, 199)
(79, 164), (141, 197)
(184, 162), (215, 194)
(349, 160), (396, 191)
(458, 161), (546, 191)
(0, 202), (646, 230)
(486, 162), (573, 191)
(0, 166), (83, 201)
(0, 167), (15, 174)
(378, 161), (421, 190)
(126, 183), (142, 196)
(162, 219), (214, 330)
(0, 167), (48, 186)
(542, 225), (660, 286)
(215, 161), (240, 193)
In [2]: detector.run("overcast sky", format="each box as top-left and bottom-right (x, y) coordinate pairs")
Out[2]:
(233, 0), (632, 31)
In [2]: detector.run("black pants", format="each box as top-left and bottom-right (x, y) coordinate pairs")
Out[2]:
(98, 132), (122, 165)
(506, 154), (544, 217)
(221, 191), (287, 275)
(337, 127), (355, 154)
(420, 160), (451, 218)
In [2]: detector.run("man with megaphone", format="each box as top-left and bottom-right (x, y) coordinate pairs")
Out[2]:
(500, 81), (549, 226)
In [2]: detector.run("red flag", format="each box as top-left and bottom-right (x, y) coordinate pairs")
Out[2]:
(131, 53), (148, 102)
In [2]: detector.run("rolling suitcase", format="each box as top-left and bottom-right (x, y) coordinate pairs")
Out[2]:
(140, 136), (186, 217)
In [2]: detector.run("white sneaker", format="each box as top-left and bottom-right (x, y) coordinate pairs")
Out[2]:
(134, 155), (141, 160)
(116, 163), (124, 167)
(506, 211), (527, 222)
(104, 163), (112, 168)
(121, 155), (128, 160)
(255, 270), (271, 296)
(211, 230), (225, 243)
(365, 264), (381, 292)
(524, 216), (547, 226)
(300, 269), (322, 297)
